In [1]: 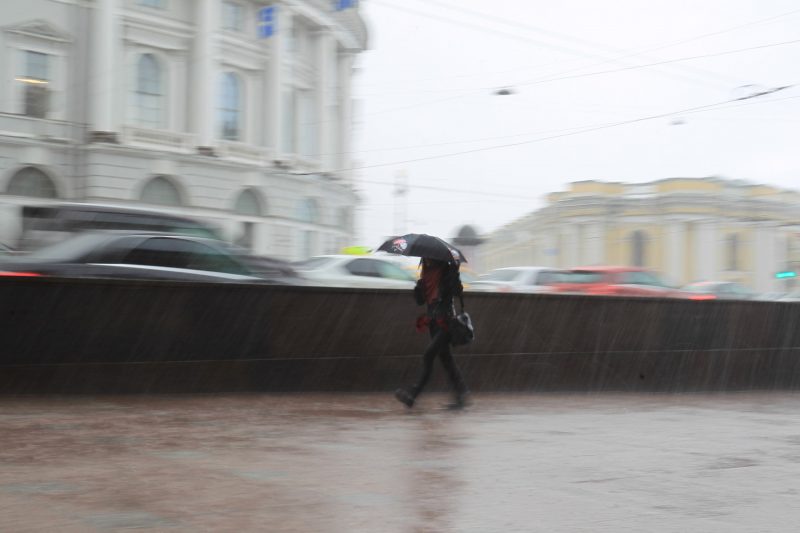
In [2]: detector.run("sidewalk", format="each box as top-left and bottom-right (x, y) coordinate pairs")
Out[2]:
(2, 392), (800, 532)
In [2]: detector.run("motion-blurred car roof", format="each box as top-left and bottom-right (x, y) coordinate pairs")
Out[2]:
(0, 231), (295, 284)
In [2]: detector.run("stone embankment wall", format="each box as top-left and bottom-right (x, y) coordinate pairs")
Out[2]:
(2, 278), (799, 393)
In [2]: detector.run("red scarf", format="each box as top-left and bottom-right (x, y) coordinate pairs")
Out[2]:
(422, 264), (443, 304)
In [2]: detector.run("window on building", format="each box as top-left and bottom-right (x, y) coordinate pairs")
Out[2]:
(25, 51), (49, 81)
(219, 72), (242, 141)
(631, 230), (647, 267)
(18, 51), (50, 118)
(234, 189), (263, 216)
(141, 176), (183, 206)
(727, 234), (740, 271)
(136, 54), (164, 129)
(334, 0), (358, 11)
(257, 6), (275, 39)
(296, 198), (319, 223)
(138, 0), (166, 8)
(222, 1), (244, 31)
(5, 167), (57, 198)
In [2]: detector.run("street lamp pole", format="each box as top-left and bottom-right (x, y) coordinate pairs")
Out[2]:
(393, 169), (408, 236)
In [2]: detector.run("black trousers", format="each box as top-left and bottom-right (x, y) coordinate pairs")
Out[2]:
(410, 322), (468, 398)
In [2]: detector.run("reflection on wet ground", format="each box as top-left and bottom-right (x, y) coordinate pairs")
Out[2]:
(2, 392), (800, 531)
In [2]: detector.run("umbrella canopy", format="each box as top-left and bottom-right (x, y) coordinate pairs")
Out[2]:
(377, 234), (467, 263)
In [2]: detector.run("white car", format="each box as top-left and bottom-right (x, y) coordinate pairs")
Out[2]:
(469, 266), (566, 293)
(293, 255), (416, 289)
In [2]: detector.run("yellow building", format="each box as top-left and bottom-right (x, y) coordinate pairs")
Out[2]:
(482, 178), (800, 291)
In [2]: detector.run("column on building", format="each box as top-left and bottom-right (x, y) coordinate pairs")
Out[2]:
(775, 229), (791, 292)
(666, 220), (686, 286)
(693, 221), (716, 281)
(264, 4), (285, 155)
(543, 231), (558, 268)
(193, 0), (216, 153)
(89, 0), (118, 142)
(572, 224), (583, 266)
(584, 221), (604, 265)
(314, 31), (335, 170)
(280, 12), (295, 157)
(754, 223), (777, 292)
(336, 51), (354, 179)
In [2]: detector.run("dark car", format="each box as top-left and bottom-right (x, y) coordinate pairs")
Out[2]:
(0, 231), (295, 284)
(220, 242), (302, 281)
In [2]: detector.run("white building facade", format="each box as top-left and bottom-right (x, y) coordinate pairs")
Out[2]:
(482, 178), (800, 293)
(0, 0), (367, 260)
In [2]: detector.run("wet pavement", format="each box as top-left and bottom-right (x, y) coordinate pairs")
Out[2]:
(2, 392), (800, 532)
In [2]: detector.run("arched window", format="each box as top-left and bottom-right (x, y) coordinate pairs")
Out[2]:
(219, 72), (242, 140)
(727, 234), (739, 271)
(631, 230), (647, 267)
(234, 189), (263, 216)
(141, 175), (183, 206)
(296, 198), (319, 223)
(136, 54), (163, 128)
(5, 167), (57, 198)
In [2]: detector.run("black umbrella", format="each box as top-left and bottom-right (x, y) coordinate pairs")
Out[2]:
(377, 233), (467, 263)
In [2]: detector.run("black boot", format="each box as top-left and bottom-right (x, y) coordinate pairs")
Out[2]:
(394, 388), (415, 408)
(446, 391), (472, 410)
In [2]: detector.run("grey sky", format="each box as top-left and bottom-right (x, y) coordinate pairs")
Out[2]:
(349, 0), (800, 248)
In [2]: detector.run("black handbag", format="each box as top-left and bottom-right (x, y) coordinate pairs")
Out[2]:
(449, 296), (475, 346)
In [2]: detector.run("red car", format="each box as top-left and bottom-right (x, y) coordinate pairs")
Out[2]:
(551, 266), (682, 298)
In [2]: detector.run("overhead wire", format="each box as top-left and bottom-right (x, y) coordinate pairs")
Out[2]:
(328, 90), (799, 164)
(357, 4), (800, 93)
(404, 0), (800, 87)
(507, 40), (800, 90)
(352, 38), (800, 121)
(302, 90), (800, 175)
(370, 0), (740, 91)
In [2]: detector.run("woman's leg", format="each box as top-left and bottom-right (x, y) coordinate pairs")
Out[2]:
(410, 328), (449, 398)
(438, 342), (468, 398)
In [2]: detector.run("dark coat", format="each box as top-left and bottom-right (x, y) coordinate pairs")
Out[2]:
(414, 263), (463, 319)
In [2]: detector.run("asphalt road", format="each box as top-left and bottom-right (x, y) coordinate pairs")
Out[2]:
(2, 392), (800, 532)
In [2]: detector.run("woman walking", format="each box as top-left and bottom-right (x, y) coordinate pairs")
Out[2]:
(395, 258), (471, 409)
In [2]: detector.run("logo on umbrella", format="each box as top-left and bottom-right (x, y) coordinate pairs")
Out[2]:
(392, 238), (408, 253)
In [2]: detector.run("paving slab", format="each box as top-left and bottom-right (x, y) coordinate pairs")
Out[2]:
(1, 392), (800, 532)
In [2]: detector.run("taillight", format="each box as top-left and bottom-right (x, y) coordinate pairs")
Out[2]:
(0, 271), (43, 277)
(589, 286), (618, 295)
(688, 294), (715, 301)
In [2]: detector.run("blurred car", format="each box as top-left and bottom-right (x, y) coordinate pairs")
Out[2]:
(220, 242), (302, 282)
(18, 202), (222, 251)
(757, 291), (787, 302)
(0, 231), (293, 284)
(551, 266), (681, 297)
(398, 258), (478, 289)
(468, 266), (566, 293)
(681, 281), (755, 301)
(778, 291), (800, 302)
(293, 255), (416, 289)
